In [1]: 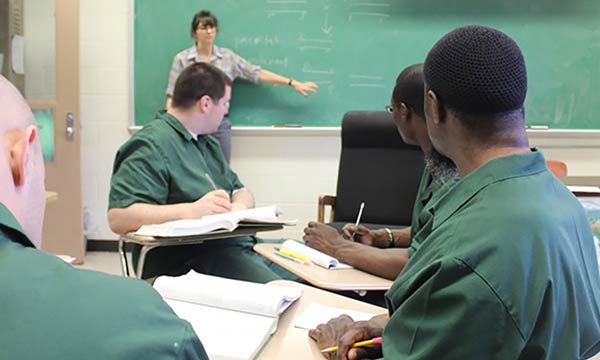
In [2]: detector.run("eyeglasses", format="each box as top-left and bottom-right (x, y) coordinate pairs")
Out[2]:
(197, 25), (216, 33)
(385, 105), (394, 113)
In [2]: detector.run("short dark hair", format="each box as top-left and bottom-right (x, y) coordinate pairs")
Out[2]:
(424, 25), (527, 116)
(191, 10), (218, 37)
(171, 63), (231, 109)
(392, 64), (425, 118)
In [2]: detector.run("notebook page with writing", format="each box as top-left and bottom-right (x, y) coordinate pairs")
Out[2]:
(202, 205), (297, 226)
(281, 240), (353, 270)
(134, 218), (237, 237)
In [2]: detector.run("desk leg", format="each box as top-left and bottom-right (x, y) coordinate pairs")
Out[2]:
(136, 245), (157, 279)
(118, 238), (130, 277)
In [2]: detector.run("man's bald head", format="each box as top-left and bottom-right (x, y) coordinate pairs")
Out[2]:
(0, 76), (46, 247)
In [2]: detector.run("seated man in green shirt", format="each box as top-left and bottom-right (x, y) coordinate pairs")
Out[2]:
(310, 25), (600, 359)
(108, 62), (288, 282)
(303, 64), (456, 280)
(0, 75), (208, 359)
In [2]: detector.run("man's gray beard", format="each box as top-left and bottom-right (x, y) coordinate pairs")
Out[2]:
(425, 146), (459, 185)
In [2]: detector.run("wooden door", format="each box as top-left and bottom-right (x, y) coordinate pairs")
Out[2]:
(3, 0), (83, 262)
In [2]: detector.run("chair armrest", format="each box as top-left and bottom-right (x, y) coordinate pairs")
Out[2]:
(318, 195), (336, 223)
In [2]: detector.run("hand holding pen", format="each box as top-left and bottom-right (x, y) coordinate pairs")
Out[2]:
(183, 173), (231, 217)
(351, 202), (365, 241)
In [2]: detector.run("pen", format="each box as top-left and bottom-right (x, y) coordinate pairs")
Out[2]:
(274, 251), (310, 265)
(320, 336), (382, 353)
(205, 173), (218, 190)
(279, 248), (311, 262)
(352, 202), (365, 240)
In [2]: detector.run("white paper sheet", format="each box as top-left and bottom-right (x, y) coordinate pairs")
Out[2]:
(294, 303), (378, 330)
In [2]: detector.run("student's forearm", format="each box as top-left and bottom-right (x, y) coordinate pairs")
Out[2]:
(231, 188), (255, 210)
(108, 203), (192, 235)
(392, 227), (412, 248)
(334, 242), (409, 280)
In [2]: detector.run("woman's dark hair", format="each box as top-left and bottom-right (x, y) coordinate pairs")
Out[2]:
(190, 10), (218, 37)
(171, 63), (231, 109)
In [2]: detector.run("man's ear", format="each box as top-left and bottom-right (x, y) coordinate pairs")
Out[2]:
(427, 90), (446, 126)
(398, 102), (411, 121)
(196, 95), (212, 114)
(8, 125), (37, 187)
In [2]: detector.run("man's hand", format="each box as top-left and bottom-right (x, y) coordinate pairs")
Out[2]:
(309, 315), (384, 360)
(187, 190), (231, 217)
(342, 224), (378, 246)
(303, 221), (348, 257)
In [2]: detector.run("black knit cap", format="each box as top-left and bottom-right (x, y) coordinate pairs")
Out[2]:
(424, 25), (527, 115)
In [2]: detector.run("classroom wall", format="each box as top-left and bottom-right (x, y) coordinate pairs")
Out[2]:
(80, 0), (600, 242)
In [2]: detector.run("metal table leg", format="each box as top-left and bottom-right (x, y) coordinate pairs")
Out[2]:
(118, 237), (130, 277)
(136, 245), (157, 279)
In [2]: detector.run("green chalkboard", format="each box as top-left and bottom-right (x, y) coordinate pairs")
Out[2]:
(134, 0), (600, 129)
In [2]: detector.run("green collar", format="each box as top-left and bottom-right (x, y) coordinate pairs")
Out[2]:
(0, 203), (35, 248)
(156, 111), (198, 143)
(431, 148), (546, 229)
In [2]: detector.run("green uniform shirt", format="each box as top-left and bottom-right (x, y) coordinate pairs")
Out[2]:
(108, 112), (283, 282)
(0, 204), (208, 360)
(383, 149), (600, 359)
(109, 111), (243, 209)
(408, 167), (456, 256)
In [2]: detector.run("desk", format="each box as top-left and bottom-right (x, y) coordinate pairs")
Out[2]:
(119, 226), (282, 278)
(259, 280), (387, 359)
(254, 243), (393, 292)
(561, 176), (600, 187)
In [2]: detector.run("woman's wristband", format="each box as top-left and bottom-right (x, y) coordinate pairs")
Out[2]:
(288, 78), (294, 86)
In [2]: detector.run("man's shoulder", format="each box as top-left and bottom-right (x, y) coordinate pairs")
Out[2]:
(119, 118), (175, 152)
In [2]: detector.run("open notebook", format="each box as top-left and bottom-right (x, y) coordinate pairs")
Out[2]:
(135, 205), (296, 237)
(154, 271), (302, 360)
(281, 240), (352, 270)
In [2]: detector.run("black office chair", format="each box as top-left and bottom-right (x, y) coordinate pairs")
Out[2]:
(318, 111), (425, 231)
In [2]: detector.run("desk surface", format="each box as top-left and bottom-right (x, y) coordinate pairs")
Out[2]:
(122, 226), (283, 247)
(561, 176), (600, 187)
(254, 243), (393, 291)
(259, 280), (387, 359)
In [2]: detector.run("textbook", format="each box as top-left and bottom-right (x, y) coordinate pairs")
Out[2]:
(281, 240), (353, 270)
(154, 271), (303, 360)
(134, 205), (296, 237)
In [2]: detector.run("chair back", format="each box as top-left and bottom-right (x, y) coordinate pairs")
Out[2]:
(333, 111), (425, 227)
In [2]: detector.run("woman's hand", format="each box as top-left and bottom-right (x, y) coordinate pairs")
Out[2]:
(292, 80), (319, 96)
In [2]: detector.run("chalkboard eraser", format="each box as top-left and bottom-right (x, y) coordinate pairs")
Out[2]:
(529, 125), (549, 130)
(273, 124), (303, 128)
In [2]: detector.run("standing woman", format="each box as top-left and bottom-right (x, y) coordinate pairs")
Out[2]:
(165, 10), (319, 162)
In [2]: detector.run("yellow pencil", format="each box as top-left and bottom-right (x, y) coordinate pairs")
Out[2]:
(320, 337), (382, 353)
